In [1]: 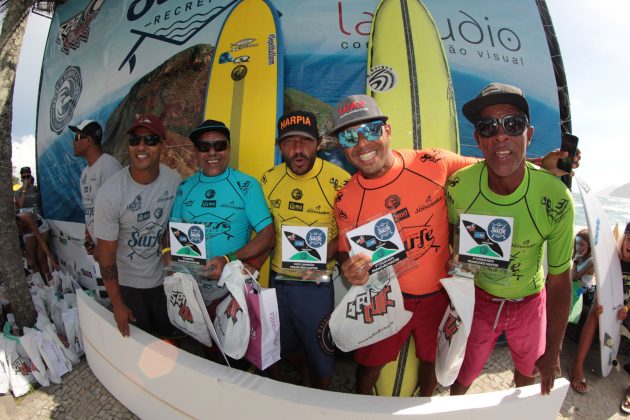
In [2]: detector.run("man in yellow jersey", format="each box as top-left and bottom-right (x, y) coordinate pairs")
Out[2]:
(258, 110), (351, 389)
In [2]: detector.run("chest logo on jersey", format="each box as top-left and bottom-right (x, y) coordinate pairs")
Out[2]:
(385, 195), (400, 210)
(205, 189), (216, 199)
(221, 201), (245, 210)
(393, 208), (410, 222)
(419, 151), (442, 163)
(238, 181), (251, 194)
(291, 188), (303, 200)
(541, 197), (571, 223)
(288, 202), (303, 212)
(127, 222), (163, 260)
(400, 215), (439, 259)
(157, 190), (175, 203)
(127, 194), (142, 212)
(447, 177), (460, 188)
(330, 177), (345, 191)
(414, 195), (443, 214)
(202, 200), (217, 208)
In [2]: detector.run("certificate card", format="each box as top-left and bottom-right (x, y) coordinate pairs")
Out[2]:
(457, 214), (514, 269)
(281, 226), (328, 271)
(168, 222), (207, 265)
(346, 213), (407, 274)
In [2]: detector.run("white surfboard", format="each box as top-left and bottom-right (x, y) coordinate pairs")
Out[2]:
(576, 177), (624, 377)
(77, 290), (569, 419)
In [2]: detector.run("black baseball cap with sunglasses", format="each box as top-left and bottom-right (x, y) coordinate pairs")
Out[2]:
(463, 82), (531, 138)
(69, 120), (103, 143)
(188, 119), (231, 152)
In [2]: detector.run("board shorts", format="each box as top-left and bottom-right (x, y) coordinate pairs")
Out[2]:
(456, 286), (546, 387)
(270, 272), (335, 379)
(120, 284), (174, 338)
(354, 288), (449, 367)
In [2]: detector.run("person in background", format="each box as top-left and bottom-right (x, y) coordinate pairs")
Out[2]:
(94, 114), (181, 338)
(572, 229), (596, 308)
(569, 224), (629, 394)
(16, 212), (59, 277)
(70, 120), (122, 255)
(15, 167), (40, 215)
(617, 223), (630, 412)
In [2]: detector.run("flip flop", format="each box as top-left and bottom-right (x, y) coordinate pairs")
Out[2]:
(569, 371), (588, 394)
(621, 387), (630, 414)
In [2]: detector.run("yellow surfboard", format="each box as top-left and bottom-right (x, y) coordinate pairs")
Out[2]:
(204, 0), (283, 287)
(367, 0), (459, 153)
(204, 0), (283, 180)
(373, 336), (419, 397)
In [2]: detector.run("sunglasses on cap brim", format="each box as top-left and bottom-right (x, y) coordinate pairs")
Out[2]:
(194, 139), (229, 152)
(336, 120), (385, 149)
(128, 134), (162, 146)
(474, 114), (529, 138)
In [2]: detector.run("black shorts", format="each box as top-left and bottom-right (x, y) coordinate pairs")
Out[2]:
(120, 284), (173, 338)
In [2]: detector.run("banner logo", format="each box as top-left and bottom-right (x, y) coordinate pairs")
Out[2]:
(56, 0), (105, 54)
(49, 66), (82, 134)
(120, 0), (239, 73)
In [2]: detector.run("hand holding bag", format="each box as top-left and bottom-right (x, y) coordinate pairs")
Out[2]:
(329, 267), (412, 352)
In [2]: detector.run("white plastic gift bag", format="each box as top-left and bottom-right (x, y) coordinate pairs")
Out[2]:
(62, 307), (84, 357)
(4, 335), (34, 397)
(435, 276), (475, 386)
(20, 328), (51, 387)
(329, 267), (412, 352)
(0, 336), (9, 394)
(164, 272), (215, 348)
(213, 261), (250, 360)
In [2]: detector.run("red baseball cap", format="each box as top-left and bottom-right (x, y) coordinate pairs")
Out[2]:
(126, 114), (166, 138)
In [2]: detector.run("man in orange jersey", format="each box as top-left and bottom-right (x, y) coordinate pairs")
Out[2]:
(332, 94), (476, 396)
(331, 94), (577, 396)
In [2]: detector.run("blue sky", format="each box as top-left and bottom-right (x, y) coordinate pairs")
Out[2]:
(10, 0), (630, 192)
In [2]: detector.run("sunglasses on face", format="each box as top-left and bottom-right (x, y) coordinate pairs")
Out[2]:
(336, 120), (384, 149)
(475, 114), (529, 138)
(194, 139), (229, 152)
(128, 134), (162, 146)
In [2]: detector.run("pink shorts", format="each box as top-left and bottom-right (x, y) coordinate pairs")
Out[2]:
(456, 287), (547, 387)
(354, 289), (449, 367)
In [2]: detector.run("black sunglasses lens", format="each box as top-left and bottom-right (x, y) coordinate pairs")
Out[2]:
(476, 119), (497, 137)
(143, 135), (161, 146)
(129, 134), (161, 146)
(128, 135), (140, 146)
(503, 116), (526, 136)
(195, 140), (228, 152)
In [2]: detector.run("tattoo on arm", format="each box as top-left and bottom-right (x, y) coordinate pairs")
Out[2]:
(101, 263), (118, 283)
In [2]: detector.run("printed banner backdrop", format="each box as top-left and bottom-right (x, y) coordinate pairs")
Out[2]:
(37, 0), (562, 282)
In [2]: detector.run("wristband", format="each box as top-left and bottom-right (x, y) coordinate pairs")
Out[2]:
(227, 252), (238, 262)
(221, 255), (230, 264)
(162, 247), (171, 255)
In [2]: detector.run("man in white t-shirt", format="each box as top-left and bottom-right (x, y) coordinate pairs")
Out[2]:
(94, 114), (181, 337)
(70, 120), (122, 254)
